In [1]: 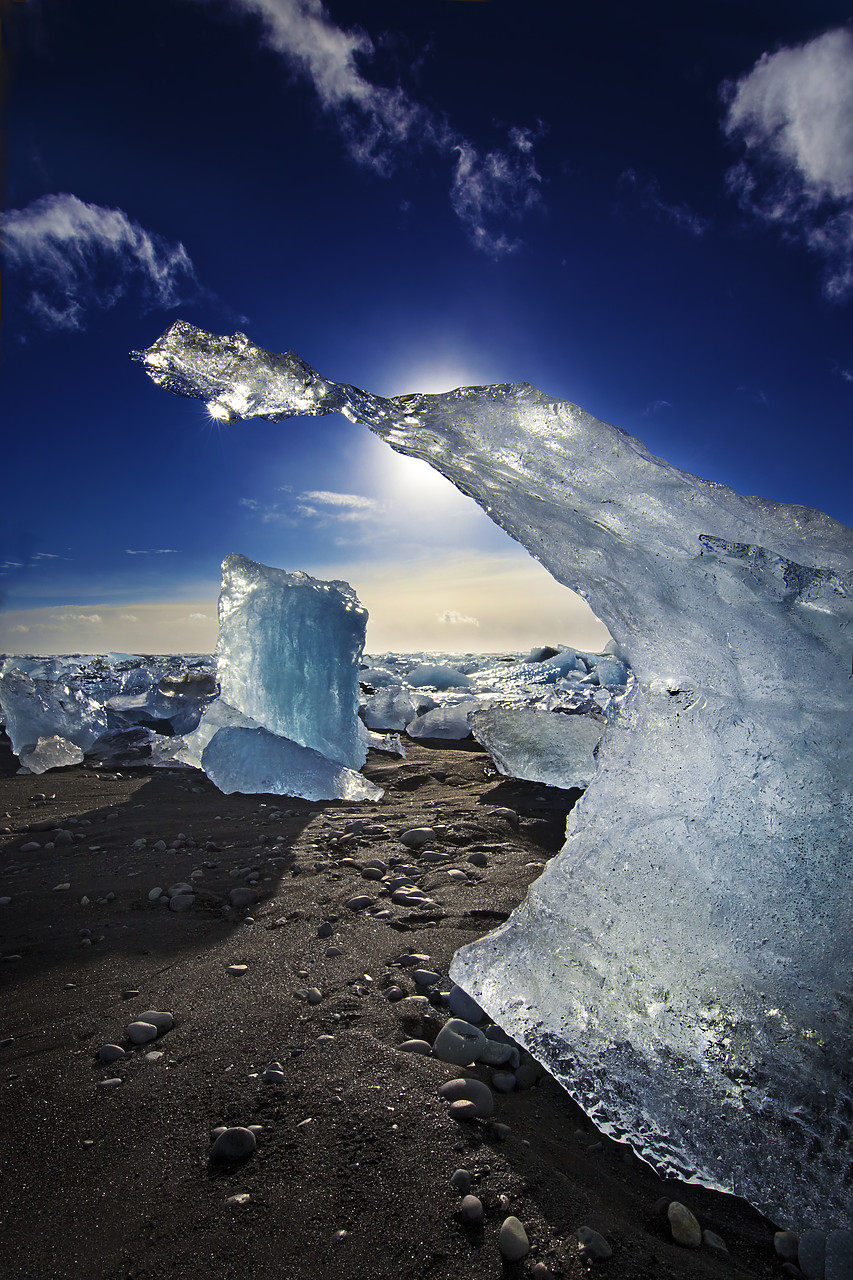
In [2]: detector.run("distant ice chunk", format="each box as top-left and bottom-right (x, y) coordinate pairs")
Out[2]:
(587, 655), (629, 689)
(217, 553), (367, 769)
(406, 700), (482, 740)
(362, 686), (417, 731)
(18, 735), (85, 774)
(471, 707), (603, 789)
(405, 663), (471, 690)
(201, 725), (382, 801)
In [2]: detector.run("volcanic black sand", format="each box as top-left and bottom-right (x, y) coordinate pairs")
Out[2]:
(0, 732), (783, 1280)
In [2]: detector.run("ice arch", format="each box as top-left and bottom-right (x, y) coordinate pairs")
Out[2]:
(134, 322), (853, 1230)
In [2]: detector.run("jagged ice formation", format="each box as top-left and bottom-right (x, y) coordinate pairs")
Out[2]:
(133, 321), (853, 1230)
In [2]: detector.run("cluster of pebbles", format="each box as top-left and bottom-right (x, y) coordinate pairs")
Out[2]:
(4, 779), (851, 1274)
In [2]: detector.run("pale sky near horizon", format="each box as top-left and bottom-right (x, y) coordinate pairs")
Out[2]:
(3, 1), (852, 656)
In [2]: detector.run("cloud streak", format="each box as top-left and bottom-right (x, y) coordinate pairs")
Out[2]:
(215, 0), (541, 255)
(2, 193), (198, 330)
(618, 169), (710, 238)
(722, 26), (853, 299)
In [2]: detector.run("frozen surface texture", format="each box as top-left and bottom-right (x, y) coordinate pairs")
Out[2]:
(135, 321), (853, 1229)
(471, 706), (603, 789)
(217, 553), (367, 769)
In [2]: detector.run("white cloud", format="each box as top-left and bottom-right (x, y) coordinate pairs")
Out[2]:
(214, 0), (541, 254)
(125, 548), (181, 555)
(299, 489), (384, 522)
(119, 614), (139, 623)
(437, 609), (479, 627)
(2, 193), (198, 330)
(187, 612), (213, 621)
(722, 27), (853, 299)
(618, 169), (710, 237)
(642, 398), (672, 417)
(55, 612), (102, 625)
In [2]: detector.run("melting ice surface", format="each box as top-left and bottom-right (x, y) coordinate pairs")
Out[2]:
(132, 322), (853, 1228)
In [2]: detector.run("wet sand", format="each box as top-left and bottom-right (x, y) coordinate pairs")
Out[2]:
(0, 733), (779, 1280)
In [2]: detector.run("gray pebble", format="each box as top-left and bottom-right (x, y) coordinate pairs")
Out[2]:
(702, 1230), (728, 1253)
(137, 1010), (173, 1032)
(776, 1233), (801, 1262)
(361, 866), (384, 880)
(447, 985), (485, 1023)
(397, 953), (430, 967)
(460, 1195), (483, 1224)
(491, 1071), (517, 1092)
(400, 828), (436, 848)
(382, 985), (405, 1002)
(450, 1168), (471, 1194)
(98, 1044), (126, 1062)
(577, 1226), (612, 1259)
(148, 887), (163, 901)
(325, 946), (343, 957)
(448, 1099), (479, 1122)
(498, 1216), (530, 1261)
(438, 1077), (494, 1118)
(229, 887), (258, 908)
(476, 1039), (518, 1068)
(317, 921), (334, 937)
(514, 1061), (539, 1088)
(169, 893), (195, 912)
(345, 895), (373, 911)
(668, 1201), (702, 1248)
(799, 1230), (827, 1280)
(413, 969), (441, 987)
(398, 1038), (432, 1055)
(826, 1230), (853, 1280)
(466, 851), (488, 866)
(491, 1122), (511, 1139)
(433, 1018), (486, 1066)
(420, 850), (449, 863)
(97, 1077), (123, 1087)
(126, 1021), (158, 1045)
(305, 988), (323, 1005)
(210, 1127), (257, 1162)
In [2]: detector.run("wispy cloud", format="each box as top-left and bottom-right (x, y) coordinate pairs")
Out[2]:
(298, 489), (384, 522)
(125, 548), (181, 555)
(2, 193), (198, 330)
(213, 0), (541, 255)
(437, 609), (479, 627)
(722, 26), (853, 300)
(618, 169), (710, 237)
(55, 612), (103, 625)
(642, 398), (672, 416)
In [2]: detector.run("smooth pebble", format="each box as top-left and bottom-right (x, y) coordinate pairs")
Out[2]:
(668, 1201), (702, 1248)
(210, 1127), (257, 1162)
(498, 1216), (530, 1261)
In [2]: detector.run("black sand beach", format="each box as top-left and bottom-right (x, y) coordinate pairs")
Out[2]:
(0, 733), (781, 1280)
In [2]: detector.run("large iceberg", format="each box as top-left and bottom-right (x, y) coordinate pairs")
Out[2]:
(133, 321), (853, 1230)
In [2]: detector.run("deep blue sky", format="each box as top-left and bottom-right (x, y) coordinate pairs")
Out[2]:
(2, 0), (852, 654)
